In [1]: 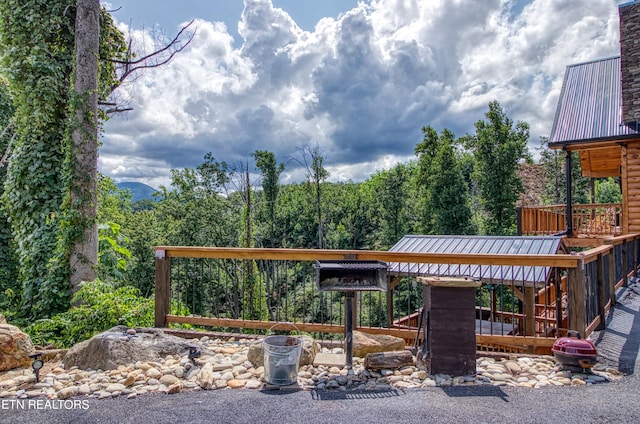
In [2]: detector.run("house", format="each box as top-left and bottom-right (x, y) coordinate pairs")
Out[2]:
(521, 1), (640, 244)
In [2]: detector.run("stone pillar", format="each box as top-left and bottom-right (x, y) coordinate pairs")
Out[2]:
(620, 1), (640, 126)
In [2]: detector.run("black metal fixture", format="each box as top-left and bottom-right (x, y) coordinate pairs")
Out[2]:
(188, 346), (201, 365)
(314, 260), (388, 367)
(29, 353), (44, 383)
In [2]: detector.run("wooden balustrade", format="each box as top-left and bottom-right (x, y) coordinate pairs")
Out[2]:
(154, 236), (640, 352)
(519, 203), (622, 237)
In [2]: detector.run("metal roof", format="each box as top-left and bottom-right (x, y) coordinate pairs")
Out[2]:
(388, 235), (563, 286)
(549, 56), (639, 146)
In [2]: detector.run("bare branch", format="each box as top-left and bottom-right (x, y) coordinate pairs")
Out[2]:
(102, 19), (197, 113)
(0, 127), (17, 168)
(104, 106), (133, 114)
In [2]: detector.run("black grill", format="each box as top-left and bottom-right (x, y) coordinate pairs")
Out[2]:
(314, 260), (388, 292)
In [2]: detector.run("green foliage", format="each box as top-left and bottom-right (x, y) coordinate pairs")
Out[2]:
(25, 280), (154, 348)
(415, 126), (475, 235)
(98, 222), (131, 282)
(595, 178), (622, 204)
(253, 150), (284, 247)
(468, 101), (529, 235)
(0, 77), (19, 312)
(538, 138), (591, 205)
(368, 163), (414, 247)
(0, 1), (128, 318)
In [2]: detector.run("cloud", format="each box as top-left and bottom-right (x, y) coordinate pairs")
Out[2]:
(102, 0), (621, 188)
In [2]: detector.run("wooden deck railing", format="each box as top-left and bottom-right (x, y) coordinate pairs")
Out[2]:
(518, 203), (622, 237)
(154, 235), (639, 354)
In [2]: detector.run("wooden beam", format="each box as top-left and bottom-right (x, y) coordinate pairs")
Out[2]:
(164, 315), (421, 340)
(475, 334), (556, 348)
(154, 246), (582, 268)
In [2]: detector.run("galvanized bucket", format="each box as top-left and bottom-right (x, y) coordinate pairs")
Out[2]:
(263, 324), (302, 386)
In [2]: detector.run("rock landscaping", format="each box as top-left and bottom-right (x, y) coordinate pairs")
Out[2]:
(0, 330), (623, 400)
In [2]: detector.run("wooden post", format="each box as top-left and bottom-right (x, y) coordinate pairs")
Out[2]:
(567, 262), (586, 339)
(516, 207), (522, 235)
(608, 249), (616, 307)
(524, 287), (536, 337)
(596, 254), (606, 330)
(344, 292), (355, 367)
(155, 249), (171, 328)
(622, 240), (629, 287)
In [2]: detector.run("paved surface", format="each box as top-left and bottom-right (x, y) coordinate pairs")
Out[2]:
(2, 280), (639, 424)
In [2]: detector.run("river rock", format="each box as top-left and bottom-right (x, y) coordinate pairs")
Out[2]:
(0, 323), (35, 371)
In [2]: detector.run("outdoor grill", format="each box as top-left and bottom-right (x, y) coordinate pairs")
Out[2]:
(314, 260), (388, 292)
(314, 260), (388, 366)
(552, 331), (598, 370)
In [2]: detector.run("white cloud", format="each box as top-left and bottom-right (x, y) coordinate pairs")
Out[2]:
(102, 0), (622, 188)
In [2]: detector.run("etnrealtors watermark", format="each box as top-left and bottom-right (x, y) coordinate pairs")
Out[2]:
(1, 399), (89, 410)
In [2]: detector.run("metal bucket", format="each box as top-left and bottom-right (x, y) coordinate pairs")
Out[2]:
(263, 335), (302, 386)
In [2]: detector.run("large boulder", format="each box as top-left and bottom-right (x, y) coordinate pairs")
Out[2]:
(248, 335), (320, 367)
(0, 323), (35, 371)
(352, 330), (405, 358)
(63, 326), (212, 371)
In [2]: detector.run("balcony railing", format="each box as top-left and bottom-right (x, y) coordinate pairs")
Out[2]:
(519, 203), (622, 237)
(155, 235), (640, 354)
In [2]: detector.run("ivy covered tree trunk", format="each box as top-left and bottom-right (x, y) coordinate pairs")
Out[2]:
(69, 0), (100, 289)
(0, 0), (75, 317)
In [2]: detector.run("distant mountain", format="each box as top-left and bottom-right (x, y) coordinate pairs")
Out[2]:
(117, 182), (159, 202)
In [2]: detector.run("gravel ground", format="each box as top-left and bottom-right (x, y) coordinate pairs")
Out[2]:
(2, 280), (639, 424)
(1, 376), (639, 424)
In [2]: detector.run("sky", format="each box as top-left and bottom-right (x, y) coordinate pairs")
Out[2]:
(102, 0), (626, 189)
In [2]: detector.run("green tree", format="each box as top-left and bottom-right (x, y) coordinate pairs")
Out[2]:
(416, 126), (474, 235)
(469, 101), (529, 235)
(253, 150), (284, 248)
(292, 145), (329, 248)
(368, 163), (413, 247)
(538, 138), (591, 205)
(0, 76), (18, 312)
(0, 0), (77, 316)
(595, 178), (622, 204)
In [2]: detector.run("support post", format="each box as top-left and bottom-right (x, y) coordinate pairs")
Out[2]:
(596, 253), (607, 330)
(155, 249), (171, 328)
(622, 240), (629, 287)
(524, 287), (536, 337)
(344, 292), (354, 367)
(567, 262), (586, 338)
(565, 150), (573, 236)
(608, 248), (616, 307)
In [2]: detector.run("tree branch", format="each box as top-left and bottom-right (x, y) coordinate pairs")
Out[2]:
(106, 19), (196, 96)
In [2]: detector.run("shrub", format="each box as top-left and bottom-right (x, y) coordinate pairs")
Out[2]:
(26, 279), (153, 348)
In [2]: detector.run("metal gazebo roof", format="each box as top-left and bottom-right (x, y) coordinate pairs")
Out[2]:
(388, 235), (564, 286)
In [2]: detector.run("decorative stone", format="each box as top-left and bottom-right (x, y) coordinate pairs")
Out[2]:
(159, 374), (180, 386)
(167, 382), (182, 394)
(57, 387), (78, 400)
(105, 383), (127, 393)
(197, 363), (214, 390)
(352, 331), (405, 358)
(227, 379), (246, 389)
(146, 368), (162, 379)
(63, 326), (212, 371)
(0, 323), (35, 371)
